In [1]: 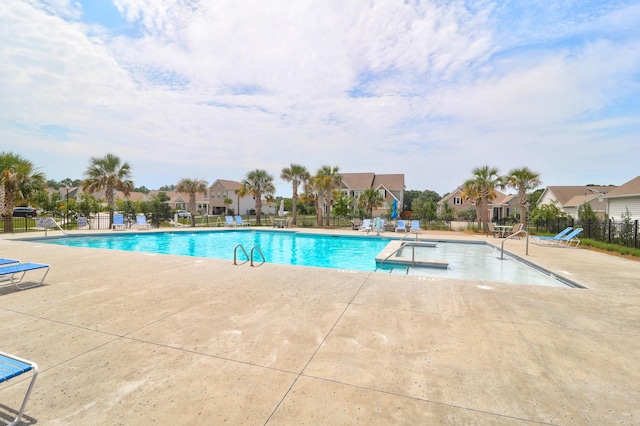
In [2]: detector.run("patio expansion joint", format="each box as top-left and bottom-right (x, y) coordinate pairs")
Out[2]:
(510, 321), (591, 424)
(263, 271), (374, 424)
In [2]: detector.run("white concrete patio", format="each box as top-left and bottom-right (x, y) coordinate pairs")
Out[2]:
(1, 228), (638, 425)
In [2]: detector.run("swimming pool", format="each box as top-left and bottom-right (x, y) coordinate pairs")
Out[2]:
(33, 230), (577, 288)
(35, 230), (391, 271)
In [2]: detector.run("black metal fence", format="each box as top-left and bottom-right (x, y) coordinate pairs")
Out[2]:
(531, 218), (640, 249)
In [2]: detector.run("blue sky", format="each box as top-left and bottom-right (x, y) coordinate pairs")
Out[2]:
(1, 0), (639, 196)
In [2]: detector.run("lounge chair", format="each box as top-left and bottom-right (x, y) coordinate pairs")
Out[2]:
(112, 213), (126, 230)
(487, 222), (498, 237)
(395, 220), (408, 232)
(350, 218), (361, 230)
(224, 216), (237, 227)
(234, 216), (250, 227)
(410, 220), (422, 234)
(359, 218), (372, 232)
(531, 227), (573, 242)
(0, 258), (19, 266)
(0, 262), (50, 290)
(134, 214), (151, 230)
(77, 216), (90, 230)
(0, 350), (38, 426)
(532, 228), (583, 247)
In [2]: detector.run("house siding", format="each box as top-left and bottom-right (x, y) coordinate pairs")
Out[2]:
(608, 198), (640, 221)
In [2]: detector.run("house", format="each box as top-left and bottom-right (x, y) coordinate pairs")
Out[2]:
(601, 176), (640, 221)
(437, 185), (511, 222)
(208, 179), (276, 216)
(536, 186), (614, 219)
(339, 173), (405, 217)
(148, 190), (209, 214)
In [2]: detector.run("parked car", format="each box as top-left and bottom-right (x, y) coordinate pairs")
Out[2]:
(13, 207), (38, 217)
(176, 210), (191, 218)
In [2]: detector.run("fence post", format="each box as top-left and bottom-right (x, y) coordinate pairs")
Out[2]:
(607, 219), (612, 244)
(635, 220), (638, 249)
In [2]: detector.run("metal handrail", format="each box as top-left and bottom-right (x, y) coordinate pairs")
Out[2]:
(378, 242), (416, 269)
(233, 244), (249, 265)
(500, 230), (528, 260)
(250, 246), (265, 267)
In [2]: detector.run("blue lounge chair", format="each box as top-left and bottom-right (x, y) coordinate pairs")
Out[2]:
(134, 214), (151, 230)
(410, 220), (422, 234)
(531, 227), (573, 245)
(112, 213), (126, 230)
(224, 216), (237, 227)
(395, 220), (408, 232)
(0, 258), (19, 266)
(532, 227), (573, 241)
(0, 350), (39, 426)
(234, 216), (250, 227)
(533, 228), (583, 247)
(0, 262), (50, 290)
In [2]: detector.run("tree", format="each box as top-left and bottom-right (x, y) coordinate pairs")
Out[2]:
(331, 191), (353, 219)
(358, 188), (384, 218)
(314, 165), (341, 226)
(176, 178), (209, 227)
(439, 202), (456, 224)
(148, 192), (173, 227)
(82, 153), (134, 228)
(280, 163), (310, 226)
(223, 197), (233, 214)
(238, 169), (275, 225)
(159, 184), (176, 191)
(1, 152), (45, 232)
(461, 165), (502, 230)
(503, 167), (541, 224)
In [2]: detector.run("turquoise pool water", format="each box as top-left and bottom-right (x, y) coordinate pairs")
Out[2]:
(34, 230), (576, 287)
(37, 230), (391, 271)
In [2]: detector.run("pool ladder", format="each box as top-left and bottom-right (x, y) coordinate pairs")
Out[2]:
(233, 244), (265, 267)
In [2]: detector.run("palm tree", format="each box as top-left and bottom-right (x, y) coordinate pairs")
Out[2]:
(315, 165), (341, 226)
(280, 164), (309, 226)
(82, 153), (134, 228)
(461, 165), (502, 230)
(1, 152), (45, 233)
(504, 167), (541, 224)
(176, 178), (209, 227)
(238, 169), (275, 224)
(358, 188), (384, 217)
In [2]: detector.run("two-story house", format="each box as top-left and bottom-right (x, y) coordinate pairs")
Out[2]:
(339, 173), (405, 217)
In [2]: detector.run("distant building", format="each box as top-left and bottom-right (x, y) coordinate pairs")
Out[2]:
(339, 173), (405, 217)
(601, 176), (640, 221)
(536, 185), (613, 219)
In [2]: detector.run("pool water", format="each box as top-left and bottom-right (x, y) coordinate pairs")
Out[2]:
(37, 230), (391, 271)
(34, 230), (577, 287)
(388, 243), (574, 287)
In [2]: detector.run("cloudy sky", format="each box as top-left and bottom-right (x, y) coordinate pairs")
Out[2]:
(1, 0), (639, 196)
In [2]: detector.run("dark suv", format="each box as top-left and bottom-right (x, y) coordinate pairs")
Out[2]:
(13, 207), (37, 217)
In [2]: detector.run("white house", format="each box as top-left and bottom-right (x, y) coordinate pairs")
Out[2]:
(601, 176), (640, 221)
(536, 185), (614, 219)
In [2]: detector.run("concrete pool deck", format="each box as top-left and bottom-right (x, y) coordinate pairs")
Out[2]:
(1, 228), (639, 425)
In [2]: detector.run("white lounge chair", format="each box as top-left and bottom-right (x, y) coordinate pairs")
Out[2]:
(0, 350), (38, 426)
(112, 213), (126, 230)
(0, 262), (50, 290)
(359, 219), (372, 232)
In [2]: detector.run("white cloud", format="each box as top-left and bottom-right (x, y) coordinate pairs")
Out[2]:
(1, 0), (639, 194)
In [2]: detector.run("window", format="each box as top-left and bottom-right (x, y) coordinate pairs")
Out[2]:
(454, 197), (462, 205)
